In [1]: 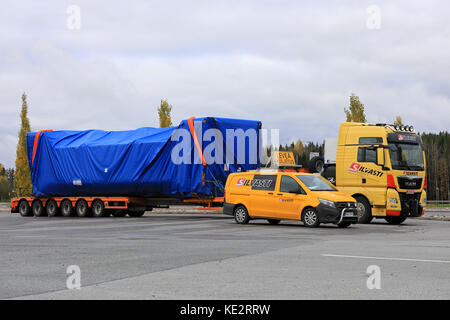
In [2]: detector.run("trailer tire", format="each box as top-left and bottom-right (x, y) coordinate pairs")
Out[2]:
(46, 199), (59, 217)
(308, 156), (324, 173)
(355, 196), (373, 224)
(32, 200), (45, 217)
(19, 200), (31, 217)
(322, 165), (336, 185)
(61, 200), (74, 217)
(76, 199), (91, 217)
(91, 200), (106, 217)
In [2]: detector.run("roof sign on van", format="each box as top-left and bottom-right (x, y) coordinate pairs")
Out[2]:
(274, 151), (296, 165)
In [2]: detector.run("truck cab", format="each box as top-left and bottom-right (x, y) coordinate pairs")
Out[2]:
(323, 122), (427, 224)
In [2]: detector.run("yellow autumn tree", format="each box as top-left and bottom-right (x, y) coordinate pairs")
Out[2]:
(344, 93), (367, 123)
(14, 93), (33, 196)
(394, 115), (403, 125)
(158, 99), (173, 127)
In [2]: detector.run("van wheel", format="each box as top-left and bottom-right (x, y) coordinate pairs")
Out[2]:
(355, 196), (373, 224)
(234, 205), (250, 224)
(76, 199), (91, 217)
(267, 219), (280, 225)
(32, 200), (45, 217)
(302, 208), (320, 227)
(385, 216), (407, 225)
(46, 199), (59, 217)
(61, 200), (74, 217)
(337, 221), (352, 228)
(19, 200), (31, 217)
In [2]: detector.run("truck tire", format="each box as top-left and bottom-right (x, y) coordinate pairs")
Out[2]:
(46, 199), (59, 217)
(32, 200), (45, 217)
(61, 199), (74, 217)
(354, 196), (373, 224)
(76, 199), (91, 217)
(308, 156), (324, 173)
(322, 166), (336, 185)
(302, 208), (320, 227)
(234, 205), (250, 224)
(267, 219), (280, 225)
(19, 200), (31, 217)
(385, 216), (407, 225)
(91, 200), (106, 217)
(128, 210), (145, 217)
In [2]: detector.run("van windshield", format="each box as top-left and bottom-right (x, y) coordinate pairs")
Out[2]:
(296, 175), (337, 191)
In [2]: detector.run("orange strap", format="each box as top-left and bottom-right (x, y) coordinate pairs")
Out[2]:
(31, 130), (53, 164)
(187, 117), (206, 166)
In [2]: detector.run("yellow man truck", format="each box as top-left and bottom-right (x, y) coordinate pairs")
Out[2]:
(321, 123), (427, 224)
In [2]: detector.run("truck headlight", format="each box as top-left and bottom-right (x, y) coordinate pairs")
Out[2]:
(319, 198), (335, 208)
(389, 198), (398, 204)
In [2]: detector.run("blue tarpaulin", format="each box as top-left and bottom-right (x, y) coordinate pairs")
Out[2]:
(27, 117), (261, 198)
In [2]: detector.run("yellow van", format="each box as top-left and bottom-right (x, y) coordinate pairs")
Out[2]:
(223, 171), (358, 228)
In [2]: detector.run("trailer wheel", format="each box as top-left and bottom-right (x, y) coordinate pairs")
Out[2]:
(128, 210), (145, 217)
(19, 200), (31, 217)
(91, 200), (106, 217)
(61, 200), (74, 217)
(112, 210), (127, 217)
(32, 200), (45, 217)
(76, 199), (91, 217)
(46, 199), (59, 217)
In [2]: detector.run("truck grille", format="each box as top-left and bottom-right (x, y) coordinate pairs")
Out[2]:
(397, 176), (423, 190)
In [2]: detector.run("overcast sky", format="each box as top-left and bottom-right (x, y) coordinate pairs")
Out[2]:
(1, 0), (449, 168)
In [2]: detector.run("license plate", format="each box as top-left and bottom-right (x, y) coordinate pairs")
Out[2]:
(406, 190), (414, 194)
(343, 212), (354, 217)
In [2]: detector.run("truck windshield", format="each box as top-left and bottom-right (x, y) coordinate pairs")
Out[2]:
(388, 143), (424, 171)
(296, 175), (337, 191)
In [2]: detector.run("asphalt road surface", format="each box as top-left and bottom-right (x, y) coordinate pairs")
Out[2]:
(0, 205), (449, 300)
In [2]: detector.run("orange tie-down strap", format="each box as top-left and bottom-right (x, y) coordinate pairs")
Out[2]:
(187, 117), (206, 166)
(32, 130), (53, 164)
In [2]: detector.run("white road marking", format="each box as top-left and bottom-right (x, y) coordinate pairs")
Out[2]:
(321, 254), (450, 264)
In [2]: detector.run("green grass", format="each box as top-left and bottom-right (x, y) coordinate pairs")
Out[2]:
(427, 203), (450, 208)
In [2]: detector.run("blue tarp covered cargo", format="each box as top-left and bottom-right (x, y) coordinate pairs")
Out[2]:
(27, 117), (261, 198)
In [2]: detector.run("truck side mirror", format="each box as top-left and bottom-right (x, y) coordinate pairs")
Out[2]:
(376, 147), (389, 170)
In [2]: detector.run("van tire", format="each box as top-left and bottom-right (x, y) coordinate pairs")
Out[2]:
(385, 216), (407, 225)
(234, 205), (250, 224)
(308, 156), (324, 173)
(355, 196), (373, 224)
(302, 208), (320, 227)
(267, 219), (280, 225)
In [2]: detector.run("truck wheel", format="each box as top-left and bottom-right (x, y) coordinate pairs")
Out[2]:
(46, 199), (59, 217)
(32, 200), (45, 217)
(337, 221), (352, 228)
(385, 216), (407, 225)
(308, 156), (324, 173)
(112, 210), (127, 217)
(128, 210), (145, 217)
(91, 200), (106, 217)
(19, 200), (31, 217)
(267, 219), (280, 225)
(234, 205), (250, 224)
(76, 199), (91, 217)
(354, 196), (373, 224)
(302, 208), (320, 227)
(61, 200), (74, 217)
(322, 166), (336, 185)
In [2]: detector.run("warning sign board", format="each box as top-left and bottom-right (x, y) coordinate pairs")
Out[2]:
(274, 151), (296, 165)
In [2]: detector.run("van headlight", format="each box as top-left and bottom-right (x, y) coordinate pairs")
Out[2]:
(319, 198), (335, 208)
(389, 198), (398, 204)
